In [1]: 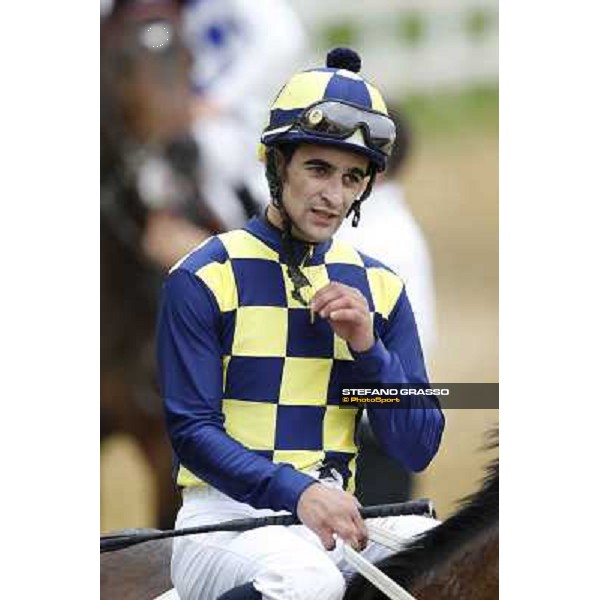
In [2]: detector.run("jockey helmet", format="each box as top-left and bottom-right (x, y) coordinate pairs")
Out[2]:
(259, 47), (395, 173)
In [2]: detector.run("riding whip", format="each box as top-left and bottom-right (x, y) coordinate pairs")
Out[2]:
(100, 499), (435, 554)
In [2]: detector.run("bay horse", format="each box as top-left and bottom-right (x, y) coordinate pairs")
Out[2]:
(101, 0), (223, 530)
(100, 432), (499, 599)
(345, 448), (499, 600)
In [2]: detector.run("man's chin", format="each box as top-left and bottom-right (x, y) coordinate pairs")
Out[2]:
(294, 224), (338, 244)
(292, 217), (344, 244)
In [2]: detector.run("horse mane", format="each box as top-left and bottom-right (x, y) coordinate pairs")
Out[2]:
(347, 428), (499, 595)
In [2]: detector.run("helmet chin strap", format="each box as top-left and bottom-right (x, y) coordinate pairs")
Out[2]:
(266, 148), (313, 307)
(348, 164), (377, 227)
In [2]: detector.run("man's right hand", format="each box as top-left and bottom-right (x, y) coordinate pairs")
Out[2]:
(297, 482), (368, 552)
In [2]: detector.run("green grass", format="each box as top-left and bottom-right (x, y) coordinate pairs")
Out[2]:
(396, 12), (426, 47)
(321, 22), (359, 48)
(394, 85), (498, 139)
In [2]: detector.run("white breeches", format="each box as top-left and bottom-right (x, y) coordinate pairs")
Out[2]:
(171, 480), (438, 600)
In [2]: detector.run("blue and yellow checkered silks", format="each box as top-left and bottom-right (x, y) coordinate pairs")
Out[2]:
(259, 66), (390, 170)
(172, 220), (404, 494)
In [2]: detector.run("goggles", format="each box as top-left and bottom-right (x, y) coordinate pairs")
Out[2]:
(293, 100), (396, 156)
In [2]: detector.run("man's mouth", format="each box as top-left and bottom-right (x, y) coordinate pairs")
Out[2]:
(310, 207), (339, 223)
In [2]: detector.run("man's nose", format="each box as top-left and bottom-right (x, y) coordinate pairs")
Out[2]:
(321, 176), (344, 206)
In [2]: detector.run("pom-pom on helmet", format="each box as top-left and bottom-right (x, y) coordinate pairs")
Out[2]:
(260, 48), (396, 173)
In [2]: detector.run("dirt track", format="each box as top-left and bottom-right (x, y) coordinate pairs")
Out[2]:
(404, 128), (499, 517)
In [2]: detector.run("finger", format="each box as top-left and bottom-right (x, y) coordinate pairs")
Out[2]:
(318, 296), (360, 319)
(354, 535), (367, 552)
(343, 535), (360, 552)
(320, 529), (336, 551)
(342, 512), (368, 551)
(311, 285), (346, 313)
(347, 500), (366, 526)
(356, 534), (368, 552)
(351, 513), (369, 550)
(329, 308), (366, 323)
(336, 521), (362, 547)
(312, 283), (362, 312)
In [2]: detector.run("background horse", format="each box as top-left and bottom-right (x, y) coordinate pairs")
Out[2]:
(101, 530), (173, 600)
(101, 0), (223, 530)
(100, 431), (498, 599)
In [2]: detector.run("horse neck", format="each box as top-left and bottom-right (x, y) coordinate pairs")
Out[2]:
(343, 463), (499, 600)
(411, 524), (499, 600)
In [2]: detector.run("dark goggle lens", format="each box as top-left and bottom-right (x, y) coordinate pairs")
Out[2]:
(299, 102), (395, 154)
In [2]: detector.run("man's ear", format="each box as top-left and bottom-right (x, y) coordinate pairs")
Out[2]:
(359, 177), (369, 197)
(274, 147), (288, 183)
(358, 170), (373, 197)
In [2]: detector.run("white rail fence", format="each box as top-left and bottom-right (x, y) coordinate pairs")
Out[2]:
(288, 0), (498, 99)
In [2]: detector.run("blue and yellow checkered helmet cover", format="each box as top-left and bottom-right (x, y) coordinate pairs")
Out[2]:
(259, 66), (390, 171)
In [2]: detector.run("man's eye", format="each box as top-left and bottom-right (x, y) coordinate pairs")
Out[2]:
(344, 174), (362, 186)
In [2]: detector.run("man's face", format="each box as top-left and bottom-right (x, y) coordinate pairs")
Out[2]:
(280, 144), (370, 243)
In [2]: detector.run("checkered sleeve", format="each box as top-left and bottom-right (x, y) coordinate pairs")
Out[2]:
(355, 287), (445, 471)
(157, 269), (316, 512)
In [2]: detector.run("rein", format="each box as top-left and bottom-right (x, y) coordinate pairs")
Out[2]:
(343, 541), (418, 600)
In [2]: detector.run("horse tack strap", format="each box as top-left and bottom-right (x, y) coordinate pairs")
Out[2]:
(342, 542), (418, 600)
(152, 590), (179, 600)
(367, 522), (409, 552)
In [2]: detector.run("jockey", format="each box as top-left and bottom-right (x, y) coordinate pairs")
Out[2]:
(157, 48), (445, 600)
